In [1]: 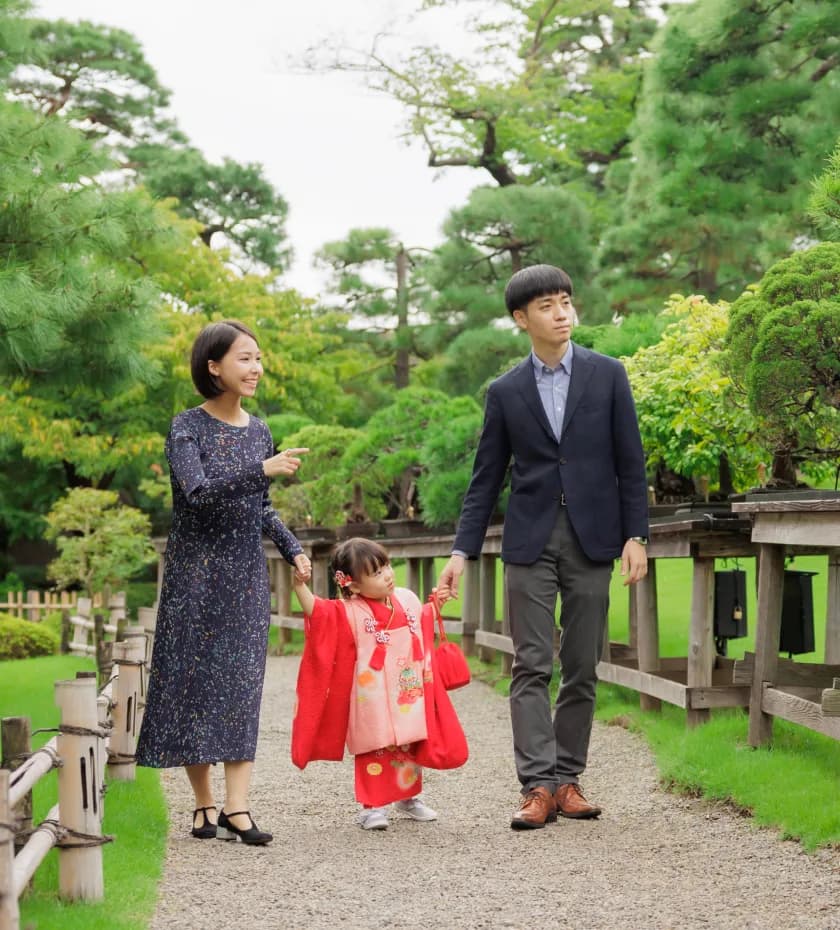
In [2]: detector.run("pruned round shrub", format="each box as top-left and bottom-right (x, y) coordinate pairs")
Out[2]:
(0, 613), (60, 660)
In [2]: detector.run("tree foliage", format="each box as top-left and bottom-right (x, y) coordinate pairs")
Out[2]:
(603, 0), (840, 313)
(316, 227), (420, 387)
(725, 242), (840, 485)
(270, 424), (389, 528)
(422, 184), (601, 337)
(624, 295), (764, 495)
(416, 395), (484, 526)
(323, 0), (659, 203)
(341, 387), (458, 518)
(44, 488), (156, 598)
(10, 17), (171, 148)
(130, 143), (292, 271)
(809, 137), (840, 242)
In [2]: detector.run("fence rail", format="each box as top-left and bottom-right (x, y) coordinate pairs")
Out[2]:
(0, 591), (78, 620)
(0, 627), (148, 930)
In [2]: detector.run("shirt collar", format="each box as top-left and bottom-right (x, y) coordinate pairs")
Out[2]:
(531, 342), (574, 377)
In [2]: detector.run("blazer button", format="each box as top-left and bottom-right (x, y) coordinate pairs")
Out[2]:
(558, 457), (567, 465)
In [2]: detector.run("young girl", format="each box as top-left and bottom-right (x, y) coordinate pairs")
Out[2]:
(292, 538), (452, 830)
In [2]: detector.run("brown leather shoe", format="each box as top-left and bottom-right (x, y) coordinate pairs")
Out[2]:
(554, 783), (601, 819)
(510, 786), (557, 830)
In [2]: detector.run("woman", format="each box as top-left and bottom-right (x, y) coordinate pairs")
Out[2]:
(136, 320), (310, 846)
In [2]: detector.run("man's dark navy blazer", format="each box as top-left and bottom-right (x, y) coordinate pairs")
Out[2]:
(453, 343), (649, 565)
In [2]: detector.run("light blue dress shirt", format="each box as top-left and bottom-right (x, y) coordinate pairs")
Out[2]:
(531, 343), (574, 442)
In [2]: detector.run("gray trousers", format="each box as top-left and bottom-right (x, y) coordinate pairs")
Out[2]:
(505, 508), (612, 792)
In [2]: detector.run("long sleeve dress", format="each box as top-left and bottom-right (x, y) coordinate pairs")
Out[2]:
(136, 406), (302, 767)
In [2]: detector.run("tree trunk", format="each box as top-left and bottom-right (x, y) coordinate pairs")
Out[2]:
(394, 246), (410, 389)
(770, 448), (798, 488)
(718, 452), (734, 497)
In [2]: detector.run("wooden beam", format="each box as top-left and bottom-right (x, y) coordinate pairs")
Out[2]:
(595, 661), (689, 708)
(734, 652), (840, 688)
(749, 545), (786, 747)
(750, 511), (840, 547)
(688, 686), (751, 709)
(821, 680), (840, 716)
(687, 558), (715, 727)
(478, 554), (497, 664)
(763, 685), (840, 740)
(826, 552), (840, 664)
(474, 630), (514, 656)
(635, 560), (661, 713)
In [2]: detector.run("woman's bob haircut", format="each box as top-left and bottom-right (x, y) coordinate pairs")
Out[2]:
(190, 320), (259, 398)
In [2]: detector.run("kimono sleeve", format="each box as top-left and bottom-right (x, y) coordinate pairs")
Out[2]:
(291, 597), (356, 769)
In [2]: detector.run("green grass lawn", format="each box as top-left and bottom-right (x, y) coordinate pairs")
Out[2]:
(0, 655), (167, 930)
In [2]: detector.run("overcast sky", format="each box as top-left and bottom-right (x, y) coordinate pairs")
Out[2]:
(34, 0), (486, 297)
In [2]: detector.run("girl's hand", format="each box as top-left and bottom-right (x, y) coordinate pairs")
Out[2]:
(293, 553), (311, 582)
(433, 584), (452, 605)
(263, 447), (309, 478)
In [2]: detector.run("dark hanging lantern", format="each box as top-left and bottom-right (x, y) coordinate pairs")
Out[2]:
(714, 570), (748, 655)
(779, 570), (817, 657)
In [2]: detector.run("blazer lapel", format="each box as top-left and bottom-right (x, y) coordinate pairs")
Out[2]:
(512, 357), (558, 445)
(561, 343), (595, 435)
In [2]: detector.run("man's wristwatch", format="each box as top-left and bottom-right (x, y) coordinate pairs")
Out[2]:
(629, 536), (648, 546)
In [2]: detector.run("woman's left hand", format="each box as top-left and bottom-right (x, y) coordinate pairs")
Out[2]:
(293, 553), (311, 582)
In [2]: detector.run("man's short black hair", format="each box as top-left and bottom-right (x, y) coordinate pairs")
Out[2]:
(190, 320), (259, 398)
(504, 264), (574, 315)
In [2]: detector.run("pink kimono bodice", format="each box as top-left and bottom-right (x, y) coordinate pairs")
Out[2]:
(344, 587), (429, 755)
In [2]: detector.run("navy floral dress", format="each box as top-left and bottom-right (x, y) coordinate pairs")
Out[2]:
(136, 407), (302, 767)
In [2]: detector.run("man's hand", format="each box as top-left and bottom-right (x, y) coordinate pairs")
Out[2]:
(620, 539), (648, 586)
(437, 554), (466, 599)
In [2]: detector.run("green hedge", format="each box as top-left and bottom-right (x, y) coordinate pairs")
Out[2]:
(0, 613), (60, 659)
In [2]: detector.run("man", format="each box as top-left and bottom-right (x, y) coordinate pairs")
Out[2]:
(437, 264), (649, 830)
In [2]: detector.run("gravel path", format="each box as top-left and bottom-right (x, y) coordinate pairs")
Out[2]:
(150, 656), (839, 930)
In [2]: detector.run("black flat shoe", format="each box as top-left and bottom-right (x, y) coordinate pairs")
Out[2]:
(216, 809), (273, 845)
(191, 806), (217, 839)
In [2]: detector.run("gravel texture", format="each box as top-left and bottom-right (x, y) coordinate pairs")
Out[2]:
(150, 656), (840, 930)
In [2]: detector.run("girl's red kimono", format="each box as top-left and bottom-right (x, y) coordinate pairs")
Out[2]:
(291, 587), (434, 806)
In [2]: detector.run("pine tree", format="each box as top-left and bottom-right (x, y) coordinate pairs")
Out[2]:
(602, 0), (840, 313)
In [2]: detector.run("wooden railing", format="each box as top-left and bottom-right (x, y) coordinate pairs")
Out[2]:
(153, 509), (840, 751)
(0, 591), (78, 620)
(0, 631), (147, 930)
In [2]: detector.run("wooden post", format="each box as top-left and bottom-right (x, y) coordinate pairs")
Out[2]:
(1, 718), (32, 869)
(635, 560), (661, 713)
(628, 580), (639, 650)
(0, 769), (20, 930)
(749, 544), (786, 747)
(95, 693), (110, 818)
(108, 642), (140, 782)
(60, 613), (71, 655)
(121, 630), (147, 733)
(93, 614), (112, 686)
(136, 607), (157, 666)
(687, 557), (715, 727)
(478, 554), (497, 663)
(311, 555), (329, 599)
(825, 551), (840, 665)
(501, 570), (513, 676)
(421, 558), (435, 601)
(54, 677), (104, 901)
(406, 557), (421, 596)
(274, 560), (293, 648)
(459, 559), (479, 657)
(25, 591), (38, 623)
